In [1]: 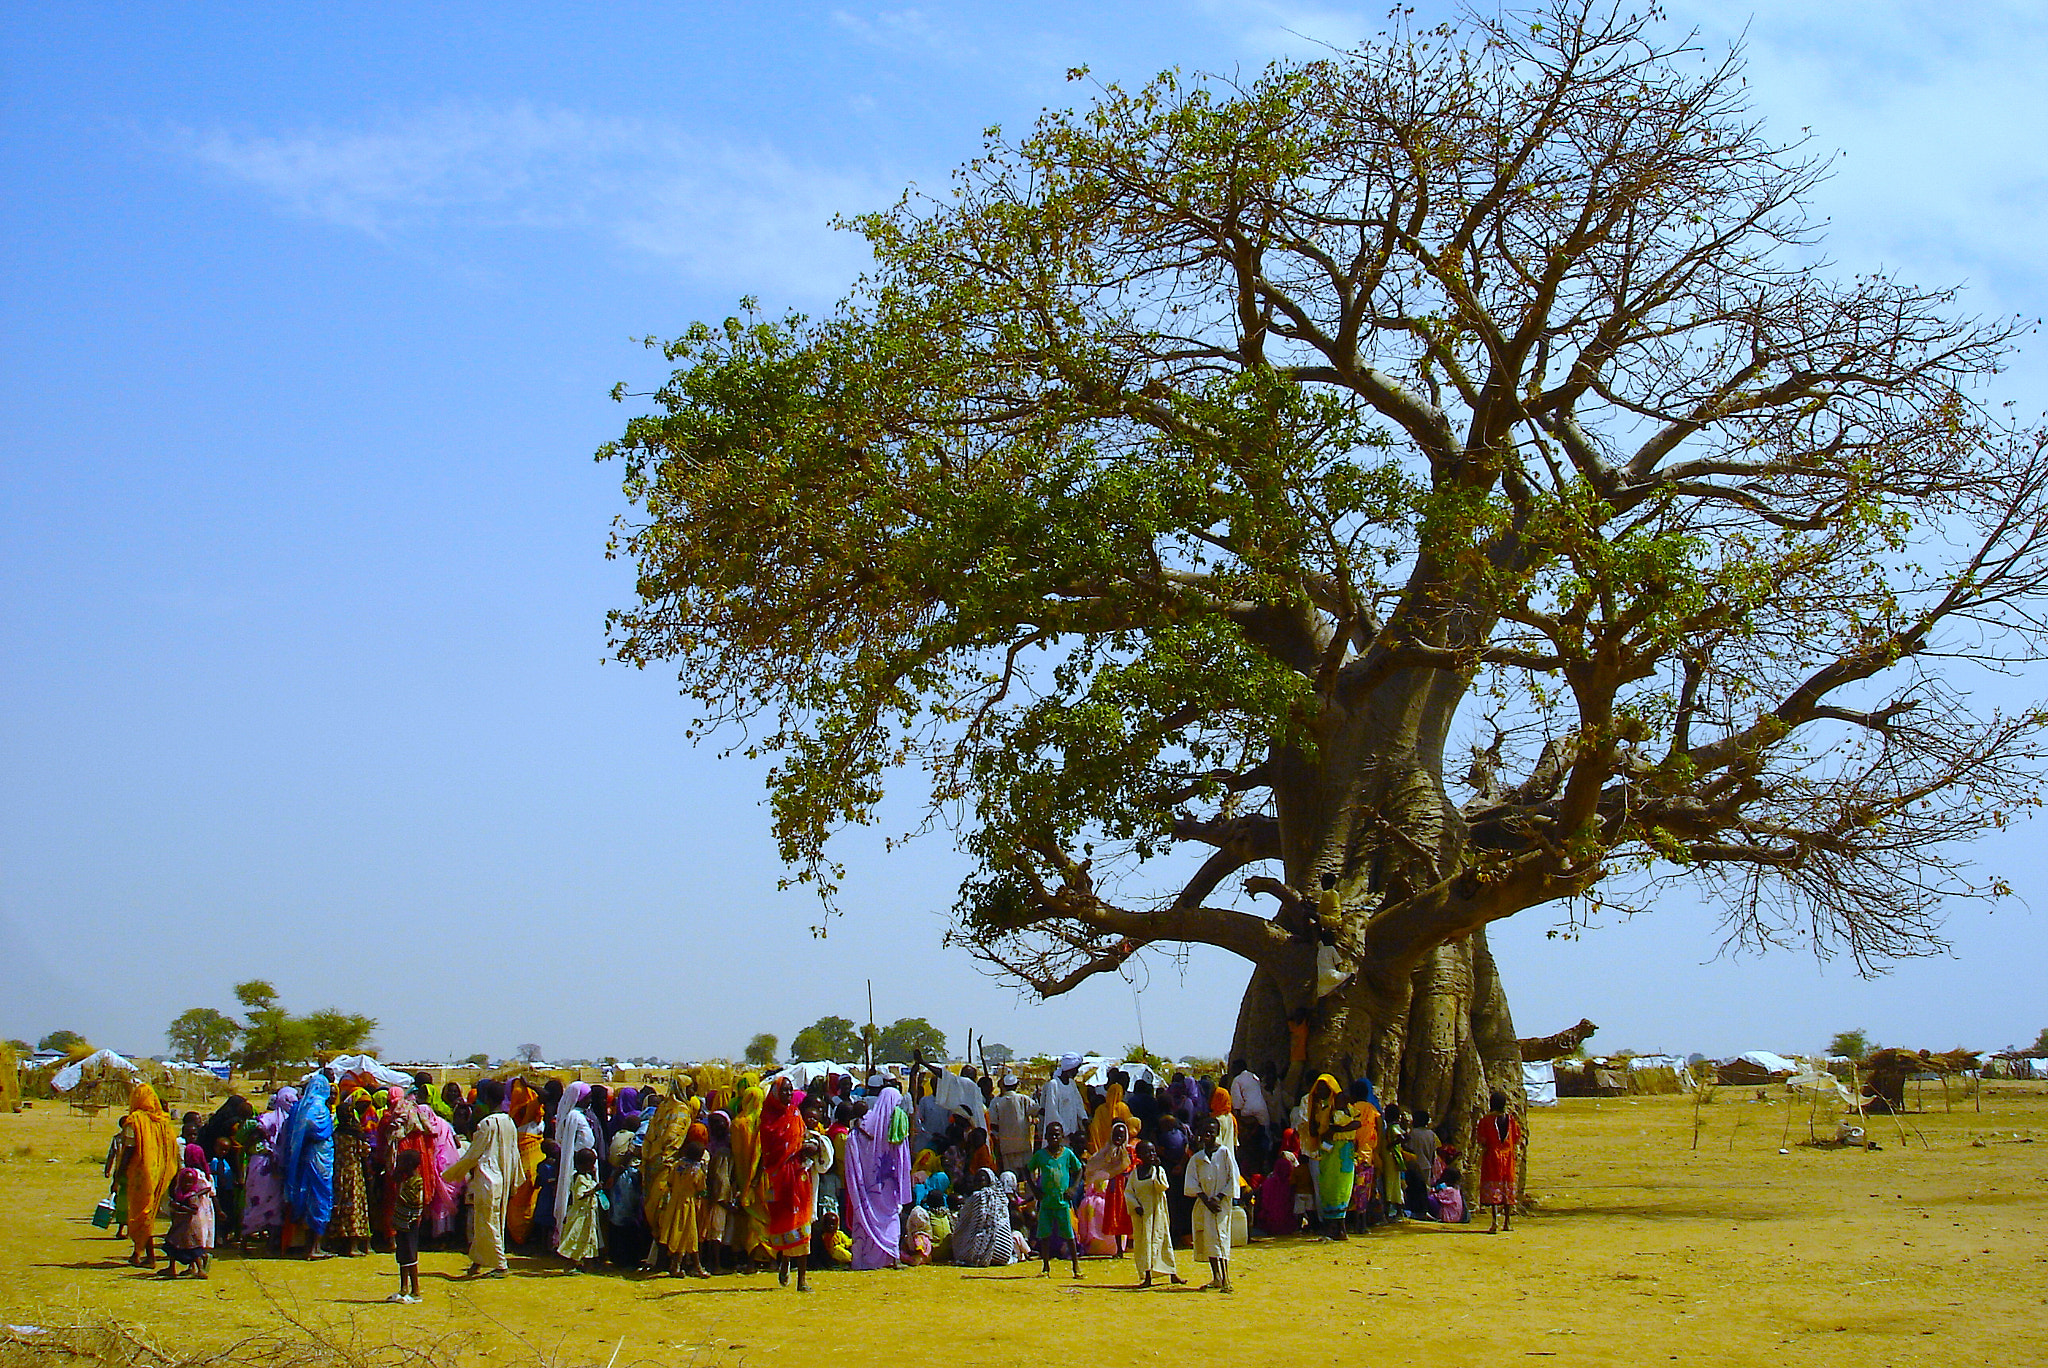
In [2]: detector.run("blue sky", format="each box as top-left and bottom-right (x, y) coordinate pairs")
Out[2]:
(5, 3), (2046, 1064)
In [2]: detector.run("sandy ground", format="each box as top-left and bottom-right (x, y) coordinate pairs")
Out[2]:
(2, 1086), (2044, 1366)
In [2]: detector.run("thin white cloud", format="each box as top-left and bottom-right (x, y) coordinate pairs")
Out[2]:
(1188, 0), (1379, 60)
(180, 103), (886, 300)
(1668, 4), (2048, 313)
(829, 7), (974, 58)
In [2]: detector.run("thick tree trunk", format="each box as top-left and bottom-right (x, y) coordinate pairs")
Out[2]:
(1228, 659), (1535, 1201)
(1230, 927), (1519, 1131)
(1230, 927), (1526, 1207)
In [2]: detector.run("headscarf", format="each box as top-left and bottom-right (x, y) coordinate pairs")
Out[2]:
(508, 1079), (544, 1129)
(172, 1143), (211, 1205)
(1088, 1081), (1134, 1151)
(123, 1083), (178, 1226)
(1166, 1073), (1200, 1125)
(198, 1094), (252, 1158)
(1303, 1073), (1345, 1149)
(616, 1087), (643, 1128)
(1083, 1118), (1135, 1188)
(278, 1071), (336, 1230)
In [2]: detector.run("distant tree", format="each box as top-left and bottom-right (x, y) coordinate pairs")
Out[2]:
(228, 982), (372, 1079)
(463, 1052), (490, 1067)
(743, 1033), (780, 1067)
(2032, 1026), (2048, 1053)
(300, 1009), (378, 1057)
(1828, 1028), (1876, 1060)
(981, 1042), (1015, 1068)
(789, 1015), (862, 1062)
(4, 1039), (31, 1056)
(873, 1018), (948, 1064)
(1122, 1042), (1169, 1074)
(236, 1009), (313, 1082)
(233, 981), (278, 1012)
(37, 1029), (87, 1054)
(517, 1043), (544, 1064)
(165, 1008), (240, 1062)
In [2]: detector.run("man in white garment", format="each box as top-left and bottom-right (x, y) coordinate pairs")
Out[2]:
(987, 1073), (1037, 1179)
(442, 1076), (521, 1276)
(1036, 1053), (1088, 1147)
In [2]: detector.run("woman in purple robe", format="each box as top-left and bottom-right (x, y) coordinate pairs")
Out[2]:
(844, 1084), (911, 1270)
(240, 1087), (296, 1241)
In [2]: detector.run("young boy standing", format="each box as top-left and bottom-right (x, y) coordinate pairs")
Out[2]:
(1185, 1115), (1240, 1293)
(388, 1149), (425, 1303)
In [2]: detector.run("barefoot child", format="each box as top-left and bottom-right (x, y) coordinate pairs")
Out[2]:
(557, 1148), (604, 1272)
(665, 1133), (711, 1278)
(1474, 1090), (1522, 1234)
(1185, 1115), (1239, 1293)
(388, 1149), (425, 1303)
(1128, 1139), (1183, 1288)
(1027, 1121), (1084, 1279)
(160, 1145), (215, 1279)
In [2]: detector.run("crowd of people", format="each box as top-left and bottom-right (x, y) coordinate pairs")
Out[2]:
(99, 1053), (1524, 1302)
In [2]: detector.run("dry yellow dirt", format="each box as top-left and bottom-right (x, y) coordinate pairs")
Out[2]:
(3, 1086), (2044, 1366)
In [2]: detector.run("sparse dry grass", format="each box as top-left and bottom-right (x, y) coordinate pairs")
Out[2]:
(5, 1089), (2045, 1367)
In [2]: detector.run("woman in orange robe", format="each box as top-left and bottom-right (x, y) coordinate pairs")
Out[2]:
(122, 1083), (178, 1266)
(504, 1078), (546, 1245)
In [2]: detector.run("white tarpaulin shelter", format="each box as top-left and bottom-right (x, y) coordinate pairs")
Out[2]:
(1786, 1069), (1857, 1107)
(50, 1049), (138, 1094)
(1522, 1061), (1557, 1107)
(316, 1055), (416, 1090)
(1073, 1056), (1163, 1090)
(779, 1061), (851, 1091)
(1735, 1051), (1802, 1075)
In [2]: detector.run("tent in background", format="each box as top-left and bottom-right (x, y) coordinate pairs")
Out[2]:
(1522, 1061), (1557, 1107)
(49, 1048), (139, 1095)
(317, 1054), (417, 1090)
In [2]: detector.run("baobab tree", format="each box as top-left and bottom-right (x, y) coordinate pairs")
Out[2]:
(600, 1), (2048, 1141)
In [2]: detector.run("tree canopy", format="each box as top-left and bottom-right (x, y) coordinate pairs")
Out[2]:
(36, 1030), (87, 1054)
(603, 1), (2048, 1028)
(166, 1008), (241, 1062)
(790, 1015), (863, 1061)
(1827, 1028), (1874, 1060)
(743, 1032), (780, 1067)
(873, 1017), (950, 1064)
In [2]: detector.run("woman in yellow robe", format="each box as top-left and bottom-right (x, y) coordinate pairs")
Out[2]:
(122, 1083), (177, 1266)
(727, 1085), (770, 1265)
(639, 1094), (686, 1264)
